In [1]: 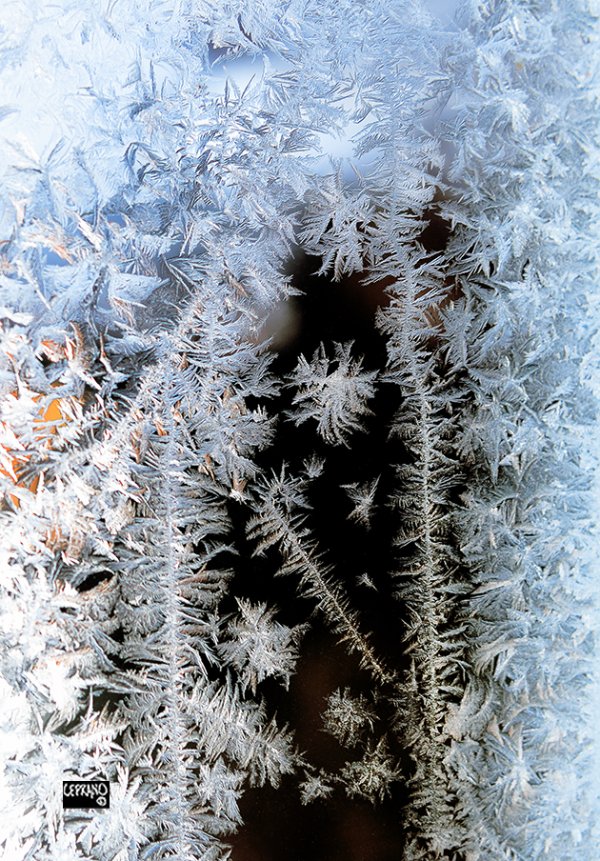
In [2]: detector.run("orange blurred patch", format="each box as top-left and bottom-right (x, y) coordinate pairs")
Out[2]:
(0, 386), (70, 504)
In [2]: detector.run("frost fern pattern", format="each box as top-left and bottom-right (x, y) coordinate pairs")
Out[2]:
(0, 2), (599, 861)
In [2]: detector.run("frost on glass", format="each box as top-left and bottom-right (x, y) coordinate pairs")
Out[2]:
(0, 1), (599, 860)
(285, 341), (378, 446)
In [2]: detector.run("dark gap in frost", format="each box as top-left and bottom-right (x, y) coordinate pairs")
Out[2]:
(229, 250), (415, 861)
(418, 207), (452, 255)
(231, 776), (406, 861)
(77, 570), (114, 593)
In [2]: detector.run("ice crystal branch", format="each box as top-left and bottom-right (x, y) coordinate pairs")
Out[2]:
(285, 341), (377, 446)
(247, 471), (396, 687)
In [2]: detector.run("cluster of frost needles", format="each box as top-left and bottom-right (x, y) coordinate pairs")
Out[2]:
(0, 1), (599, 860)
